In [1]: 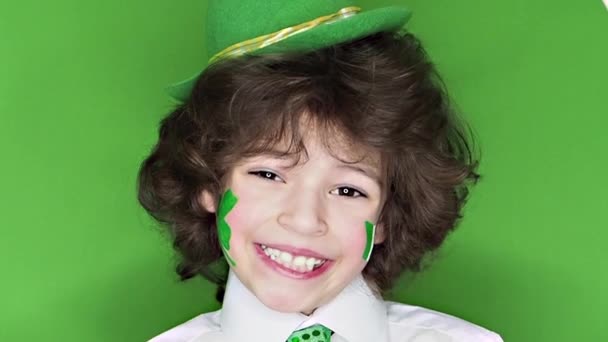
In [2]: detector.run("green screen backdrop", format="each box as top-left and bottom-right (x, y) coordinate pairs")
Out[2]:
(1, 0), (607, 341)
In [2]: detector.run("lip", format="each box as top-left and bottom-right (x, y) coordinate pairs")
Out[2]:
(254, 243), (333, 280)
(257, 242), (331, 260)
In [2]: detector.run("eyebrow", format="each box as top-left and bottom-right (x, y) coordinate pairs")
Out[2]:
(243, 148), (302, 167)
(261, 149), (299, 160)
(248, 149), (382, 185)
(337, 163), (382, 186)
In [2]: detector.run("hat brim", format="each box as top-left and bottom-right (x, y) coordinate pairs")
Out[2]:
(165, 6), (412, 103)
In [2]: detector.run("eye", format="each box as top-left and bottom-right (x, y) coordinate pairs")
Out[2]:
(248, 170), (283, 182)
(331, 186), (367, 198)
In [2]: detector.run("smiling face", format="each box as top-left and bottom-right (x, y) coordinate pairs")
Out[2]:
(200, 120), (385, 314)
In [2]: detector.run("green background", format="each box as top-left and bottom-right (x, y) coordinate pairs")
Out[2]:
(1, 0), (606, 341)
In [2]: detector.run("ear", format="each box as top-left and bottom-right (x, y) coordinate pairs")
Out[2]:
(198, 189), (217, 213)
(373, 223), (386, 244)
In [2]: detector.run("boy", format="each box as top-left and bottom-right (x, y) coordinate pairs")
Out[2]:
(138, 1), (504, 341)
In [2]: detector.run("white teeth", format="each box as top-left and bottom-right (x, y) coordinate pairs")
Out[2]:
(293, 256), (306, 266)
(260, 244), (326, 272)
(279, 251), (293, 263)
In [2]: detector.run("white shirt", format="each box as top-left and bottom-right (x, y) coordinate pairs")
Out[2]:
(149, 271), (504, 342)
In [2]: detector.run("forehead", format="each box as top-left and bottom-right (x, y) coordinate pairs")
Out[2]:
(244, 112), (381, 169)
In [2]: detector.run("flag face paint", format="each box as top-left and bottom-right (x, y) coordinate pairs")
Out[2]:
(362, 220), (376, 262)
(218, 189), (238, 266)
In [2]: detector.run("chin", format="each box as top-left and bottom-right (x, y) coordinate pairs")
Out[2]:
(254, 285), (317, 313)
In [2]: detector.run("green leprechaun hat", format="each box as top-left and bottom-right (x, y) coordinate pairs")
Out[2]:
(165, 0), (412, 103)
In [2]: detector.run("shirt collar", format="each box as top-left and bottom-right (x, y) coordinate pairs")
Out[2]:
(220, 270), (388, 342)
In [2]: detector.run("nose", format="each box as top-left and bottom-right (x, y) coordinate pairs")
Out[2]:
(277, 184), (328, 236)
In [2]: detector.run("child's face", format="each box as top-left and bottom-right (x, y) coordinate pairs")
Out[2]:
(202, 126), (385, 314)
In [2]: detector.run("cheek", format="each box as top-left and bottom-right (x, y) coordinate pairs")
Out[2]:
(223, 183), (278, 238)
(338, 221), (369, 259)
(223, 191), (272, 249)
(225, 204), (248, 248)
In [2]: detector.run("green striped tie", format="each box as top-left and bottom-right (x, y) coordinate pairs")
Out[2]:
(286, 324), (332, 342)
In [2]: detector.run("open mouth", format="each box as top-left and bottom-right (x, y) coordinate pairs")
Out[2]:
(255, 243), (331, 276)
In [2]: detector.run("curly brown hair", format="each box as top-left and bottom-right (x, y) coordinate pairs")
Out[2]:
(137, 31), (480, 301)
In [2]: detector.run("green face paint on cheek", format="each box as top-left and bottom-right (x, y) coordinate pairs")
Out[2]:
(218, 189), (238, 267)
(362, 220), (376, 262)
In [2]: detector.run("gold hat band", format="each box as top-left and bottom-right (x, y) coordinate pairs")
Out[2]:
(208, 6), (362, 64)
